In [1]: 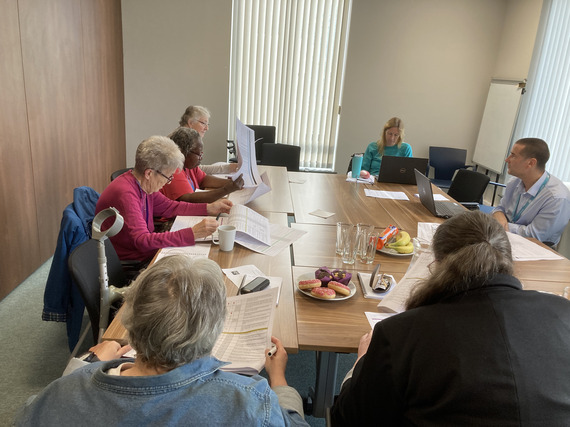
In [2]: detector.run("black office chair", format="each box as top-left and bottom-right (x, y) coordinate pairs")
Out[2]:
(68, 239), (130, 345)
(447, 169), (491, 209)
(260, 143), (301, 171)
(346, 153), (364, 174)
(110, 168), (132, 181)
(428, 146), (470, 189)
(246, 125), (276, 163)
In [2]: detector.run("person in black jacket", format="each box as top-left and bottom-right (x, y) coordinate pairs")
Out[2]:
(331, 210), (570, 426)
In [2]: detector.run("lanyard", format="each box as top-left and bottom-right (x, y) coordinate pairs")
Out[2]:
(512, 173), (550, 223)
(186, 172), (196, 191)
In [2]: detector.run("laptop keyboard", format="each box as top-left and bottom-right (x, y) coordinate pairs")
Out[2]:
(436, 202), (460, 217)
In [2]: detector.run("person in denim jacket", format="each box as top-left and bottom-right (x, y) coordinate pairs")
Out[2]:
(16, 256), (307, 426)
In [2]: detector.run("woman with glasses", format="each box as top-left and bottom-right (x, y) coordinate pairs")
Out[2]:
(178, 105), (238, 175)
(331, 210), (570, 425)
(161, 127), (244, 203)
(361, 116), (412, 176)
(95, 136), (232, 263)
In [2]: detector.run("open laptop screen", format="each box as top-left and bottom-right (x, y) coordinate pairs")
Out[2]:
(378, 156), (429, 185)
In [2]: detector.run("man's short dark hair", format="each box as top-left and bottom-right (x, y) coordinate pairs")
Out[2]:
(515, 138), (550, 171)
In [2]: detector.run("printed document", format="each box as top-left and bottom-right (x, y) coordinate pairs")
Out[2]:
(212, 287), (279, 375)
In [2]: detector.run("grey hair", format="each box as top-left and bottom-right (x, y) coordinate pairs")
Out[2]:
(122, 255), (227, 370)
(133, 136), (184, 174)
(169, 127), (202, 157)
(179, 105), (211, 127)
(406, 211), (513, 310)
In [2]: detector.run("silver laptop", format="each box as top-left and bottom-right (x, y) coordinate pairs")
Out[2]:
(414, 169), (466, 218)
(377, 156), (429, 185)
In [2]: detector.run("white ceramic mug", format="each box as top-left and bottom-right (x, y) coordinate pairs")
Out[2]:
(213, 225), (236, 251)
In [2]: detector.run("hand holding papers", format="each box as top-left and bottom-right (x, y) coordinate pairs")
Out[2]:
(229, 118), (272, 205)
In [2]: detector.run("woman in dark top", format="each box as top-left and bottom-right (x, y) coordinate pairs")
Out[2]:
(331, 210), (570, 426)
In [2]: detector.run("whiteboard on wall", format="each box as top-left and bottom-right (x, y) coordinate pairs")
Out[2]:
(472, 81), (523, 174)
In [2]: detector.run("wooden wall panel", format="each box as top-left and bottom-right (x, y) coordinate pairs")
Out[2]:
(0, 0), (42, 300)
(81, 0), (126, 192)
(19, 0), (90, 259)
(0, 0), (125, 301)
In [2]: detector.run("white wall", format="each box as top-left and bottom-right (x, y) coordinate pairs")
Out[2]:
(122, 0), (542, 172)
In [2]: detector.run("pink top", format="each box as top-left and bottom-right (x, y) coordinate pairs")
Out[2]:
(160, 167), (207, 201)
(95, 171), (208, 261)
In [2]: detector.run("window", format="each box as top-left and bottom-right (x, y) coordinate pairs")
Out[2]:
(228, 0), (352, 170)
(514, 0), (570, 181)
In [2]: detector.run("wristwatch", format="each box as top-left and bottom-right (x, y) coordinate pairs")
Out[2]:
(78, 351), (100, 363)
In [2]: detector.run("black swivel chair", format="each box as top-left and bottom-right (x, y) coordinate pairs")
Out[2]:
(246, 125), (276, 162)
(447, 169), (491, 209)
(428, 146), (470, 189)
(260, 143), (301, 171)
(68, 239), (130, 345)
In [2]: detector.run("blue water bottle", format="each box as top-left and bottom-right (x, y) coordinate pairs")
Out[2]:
(351, 153), (363, 179)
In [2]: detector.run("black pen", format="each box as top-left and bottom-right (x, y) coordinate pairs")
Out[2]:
(216, 213), (221, 221)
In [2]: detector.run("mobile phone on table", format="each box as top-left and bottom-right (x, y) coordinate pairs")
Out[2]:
(240, 277), (270, 294)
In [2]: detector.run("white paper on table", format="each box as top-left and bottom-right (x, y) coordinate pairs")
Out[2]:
(309, 209), (335, 219)
(155, 244), (211, 262)
(416, 222), (441, 245)
(365, 311), (396, 329)
(346, 172), (375, 184)
(507, 232), (565, 261)
(365, 189), (409, 200)
(212, 287), (278, 375)
(170, 215), (214, 241)
(236, 222), (307, 256)
(288, 177), (306, 184)
(222, 265), (265, 287)
(414, 193), (448, 201)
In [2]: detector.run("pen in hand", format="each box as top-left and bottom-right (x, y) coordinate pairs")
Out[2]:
(267, 345), (277, 357)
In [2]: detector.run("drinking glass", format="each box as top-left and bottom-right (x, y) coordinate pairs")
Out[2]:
(361, 232), (379, 264)
(336, 222), (352, 255)
(356, 223), (374, 257)
(341, 226), (358, 264)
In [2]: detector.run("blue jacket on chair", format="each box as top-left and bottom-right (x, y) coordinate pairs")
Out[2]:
(42, 187), (100, 351)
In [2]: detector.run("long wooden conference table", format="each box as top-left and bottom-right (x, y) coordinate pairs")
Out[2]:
(103, 166), (570, 418)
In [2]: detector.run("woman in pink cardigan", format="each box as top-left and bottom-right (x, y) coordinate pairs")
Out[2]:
(96, 135), (232, 262)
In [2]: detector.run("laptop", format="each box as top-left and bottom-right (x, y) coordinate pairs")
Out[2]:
(377, 156), (429, 185)
(414, 169), (466, 218)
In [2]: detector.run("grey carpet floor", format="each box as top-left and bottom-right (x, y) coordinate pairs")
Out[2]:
(0, 258), (356, 426)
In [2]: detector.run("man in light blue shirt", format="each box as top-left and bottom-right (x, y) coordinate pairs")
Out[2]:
(493, 138), (570, 246)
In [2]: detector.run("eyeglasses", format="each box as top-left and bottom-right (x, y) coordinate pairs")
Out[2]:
(196, 120), (210, 128)
(190, 150), (203, 159)
(155, 169), (173, 184)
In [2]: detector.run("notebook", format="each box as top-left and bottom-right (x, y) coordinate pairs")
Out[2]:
(377, 156), (429, 185)
(414, 169), (466, 218)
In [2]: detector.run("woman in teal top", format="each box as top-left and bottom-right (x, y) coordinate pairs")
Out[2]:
(362, 117), (412, 176)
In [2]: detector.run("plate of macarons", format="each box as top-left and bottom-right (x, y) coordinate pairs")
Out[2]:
(297, 271), (356, 301)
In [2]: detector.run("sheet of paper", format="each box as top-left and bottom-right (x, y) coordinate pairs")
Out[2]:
(416, 222), (441, 245)
(212, 287), (278, 375)
(236, 222), (307, 256)
(170, 215), (213, 241)
(377, 251), (434, 313)
(507, 232), (565, 261)
(365, 311), (396, 329)
(346, 172), (375, 184)
(309, 209), (335, 219)
(288, 177), (306, 184)
(222, 265), (265, 287)
(413, 192), (448, 201)
(155, 244), (211, 262)
(364, 189), (409, 200)
(228, 171), (271, 205)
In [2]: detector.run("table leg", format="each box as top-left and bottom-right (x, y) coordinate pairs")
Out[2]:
(309, 351), (339, 418)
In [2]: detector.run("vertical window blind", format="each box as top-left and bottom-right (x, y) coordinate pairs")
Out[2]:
(228, 0), (351, 170)
(514, 0), (570, 182)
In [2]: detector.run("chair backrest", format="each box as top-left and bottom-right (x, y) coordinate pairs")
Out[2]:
(246, 125), (276, 161)
(260, 143), (301, 171)
(110, 168), (132, 181)
(68, 239), (128, 343)
(447, 169), (491, 203)
(429, 146), (467, 181)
